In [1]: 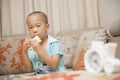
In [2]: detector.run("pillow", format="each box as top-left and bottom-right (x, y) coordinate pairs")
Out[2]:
(55, 30), (83, 68)
(0, 37), (27, 75)
(72, 28), (107, 70)
(72, 48), (85, 70)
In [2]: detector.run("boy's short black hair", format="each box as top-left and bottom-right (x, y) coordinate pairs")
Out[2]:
(27, 11), (48, 24)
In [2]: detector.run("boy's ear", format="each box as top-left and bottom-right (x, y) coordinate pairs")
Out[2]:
(46, 24), (50, 31)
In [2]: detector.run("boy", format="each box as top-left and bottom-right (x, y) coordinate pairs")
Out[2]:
(23, 11), (66, 74)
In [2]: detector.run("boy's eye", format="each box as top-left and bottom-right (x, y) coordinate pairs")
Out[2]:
(36, 25), (41, 27)
(28, 26), (33, 29)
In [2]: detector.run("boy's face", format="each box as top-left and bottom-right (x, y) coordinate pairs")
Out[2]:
(26, 14), (49, 39)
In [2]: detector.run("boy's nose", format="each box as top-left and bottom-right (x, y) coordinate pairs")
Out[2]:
(33, 27), (37, 33)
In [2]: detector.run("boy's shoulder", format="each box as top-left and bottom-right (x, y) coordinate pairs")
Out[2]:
(48, 35), (59, 43)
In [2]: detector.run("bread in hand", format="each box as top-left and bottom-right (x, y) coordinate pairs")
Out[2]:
(31, 36), (42, 43)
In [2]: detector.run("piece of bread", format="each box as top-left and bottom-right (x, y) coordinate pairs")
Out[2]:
(31, 36), (41, 43)
(30, 36), (41, 50)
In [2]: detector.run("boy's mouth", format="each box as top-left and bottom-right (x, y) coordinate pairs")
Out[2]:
(31, 35), (41, 43)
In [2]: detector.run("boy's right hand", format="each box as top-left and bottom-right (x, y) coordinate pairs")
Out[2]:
(23, 39), (31, 52)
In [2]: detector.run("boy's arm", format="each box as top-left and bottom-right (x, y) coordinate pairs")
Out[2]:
(32, 42), (61, 69)
(38, 51), (60, 69)
(31, 38), (61, 70)
(22, 39), (33, 72)
(22, 50), (33, 72)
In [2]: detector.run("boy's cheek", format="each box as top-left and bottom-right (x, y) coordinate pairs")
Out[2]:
(29, 33), (35, 38)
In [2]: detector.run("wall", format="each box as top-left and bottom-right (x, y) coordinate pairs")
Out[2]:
(99, 0), (120, 29)
(1, 0), (120, 37)
(0, 0), (100, 37)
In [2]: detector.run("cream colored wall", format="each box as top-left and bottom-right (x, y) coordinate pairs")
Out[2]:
(99, 0), (120, 29)
(1, 0), (120, 37)
(1, 0), (100, 37)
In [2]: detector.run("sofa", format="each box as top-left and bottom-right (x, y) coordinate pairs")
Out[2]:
(0, 27), (120, 80)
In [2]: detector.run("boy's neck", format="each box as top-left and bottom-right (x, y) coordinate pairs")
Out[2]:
(41, 35), (48, 45)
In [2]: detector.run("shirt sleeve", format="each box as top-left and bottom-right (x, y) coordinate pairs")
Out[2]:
(50, 41), (63, 56)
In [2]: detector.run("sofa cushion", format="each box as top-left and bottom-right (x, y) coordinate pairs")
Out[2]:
(0, 35), (31, 75)
(72, 28), (107, 70)
(56, 30), (83, 68)
(0, 37), (27, 75)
